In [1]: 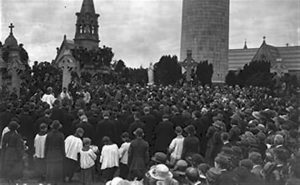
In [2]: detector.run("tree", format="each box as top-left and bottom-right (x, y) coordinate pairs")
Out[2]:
(114, 59), (126, 73)
(225, 71), (238, 86)
(195, 61), (213, 85)
(154, 55), (182, 85)
(225, 60), (272, 87)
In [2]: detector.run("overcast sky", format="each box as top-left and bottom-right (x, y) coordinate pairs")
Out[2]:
(1, 0), (299, 67)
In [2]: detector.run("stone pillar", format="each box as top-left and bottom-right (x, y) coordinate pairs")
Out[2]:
(147, 62), (154, 85)
(58, 56), (76, 90)
(11, 67), (20, 95)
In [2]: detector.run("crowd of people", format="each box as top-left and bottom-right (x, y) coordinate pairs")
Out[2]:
(0, 82), (299, 185)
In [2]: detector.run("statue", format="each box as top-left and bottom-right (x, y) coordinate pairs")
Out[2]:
(148, 62), (154, 85)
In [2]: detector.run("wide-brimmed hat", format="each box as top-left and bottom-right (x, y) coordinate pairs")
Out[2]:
(50, 120), (62, 130)
(173, 160), (188, 175)
(105, 177), (123, 185)
(152, 152), (167, 164)
(148, 164), (173, 181)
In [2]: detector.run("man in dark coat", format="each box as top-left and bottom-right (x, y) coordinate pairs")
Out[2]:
(182, 125), (199, 160)
(140, 106), (156, 154)
(0, 103), (15, 136)
(34, 109), (52, 133)
(18, 105), (35, 168)
(96, 111), (117, 148)
(154, 114), (175, 153)
(1, 121), (24, 182)
(128, 112), (145, 140)
(75, 115), (94, 141)
(199, 108), (211, 155)
(128, 128), (149, 180)
(170, 106), (186, 129)
(50, 100), (64, 123)
(214, 154), (238, 185)
(45, 120), (65, 184)
(60, 104), (75, 137)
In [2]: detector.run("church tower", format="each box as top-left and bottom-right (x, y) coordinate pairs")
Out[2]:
(74, 0), (100, 50)
(180, 0), (229, 83)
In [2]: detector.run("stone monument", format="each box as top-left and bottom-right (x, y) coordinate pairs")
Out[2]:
(180, 50), (197, 82)
(147, 62), (154, 85)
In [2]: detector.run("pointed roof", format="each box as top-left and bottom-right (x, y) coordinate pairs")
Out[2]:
(4, 23), (18, 48)
(80, 0), (96, 14)
(252, 37), (280, 62)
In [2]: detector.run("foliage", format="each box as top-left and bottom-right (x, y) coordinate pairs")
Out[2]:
(71, 45), (114, 69)
(114, 60), (126, 73)
(154, 55), (182, 85)
(225, 60), (273, 88)
(195, 60), (213, 85)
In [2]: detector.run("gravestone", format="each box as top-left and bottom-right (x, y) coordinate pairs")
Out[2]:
(180, 50), (198, 82)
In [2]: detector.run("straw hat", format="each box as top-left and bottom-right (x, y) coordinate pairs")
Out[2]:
(148, 164), (173, 181)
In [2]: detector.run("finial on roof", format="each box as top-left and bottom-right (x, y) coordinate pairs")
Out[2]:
(263, 36), (266, 44)
(243, 39), (248, 49)
(64, 35), (67, 40)
(9, 23), (14, 35)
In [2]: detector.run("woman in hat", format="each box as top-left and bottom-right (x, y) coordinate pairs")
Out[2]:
(45, 120), (65, 185)
(145, 164), (177, 185)
(1, 121), (24, 183)
(128, 128), (149, 181)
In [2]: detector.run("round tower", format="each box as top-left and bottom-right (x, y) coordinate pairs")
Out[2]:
(180, 0), (229, 83)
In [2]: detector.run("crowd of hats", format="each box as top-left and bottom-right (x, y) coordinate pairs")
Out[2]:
(0, 82), (299, 185)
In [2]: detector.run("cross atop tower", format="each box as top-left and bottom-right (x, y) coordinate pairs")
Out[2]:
(263, 36), (266, 44)
(9, 23), (14, 34)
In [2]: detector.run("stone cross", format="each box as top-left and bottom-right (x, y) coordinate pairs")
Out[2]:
(180, 50), (197, 82)
(9, 23), (14, 34)
(58, 51), (76, 90)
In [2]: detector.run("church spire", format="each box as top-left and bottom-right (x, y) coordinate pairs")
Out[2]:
(243, 39), (248, 49)
(74, 0), (99, 50)
(80, 0), (96, 14)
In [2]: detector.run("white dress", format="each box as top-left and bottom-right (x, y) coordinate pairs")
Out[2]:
(34, 133), (47, 158)
(100, 144), (119, 169)
(41, 94), (56, 108)
(65, 135), (83, 161)
(169, 136), (184, 162)
(80, 149), (97, 169)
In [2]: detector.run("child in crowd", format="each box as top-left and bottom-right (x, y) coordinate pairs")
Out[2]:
(80, 137), (97, 185)
(168, 126), (184, 166)
(33, 123), (48, 182)
(118, 132), (131, 179)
